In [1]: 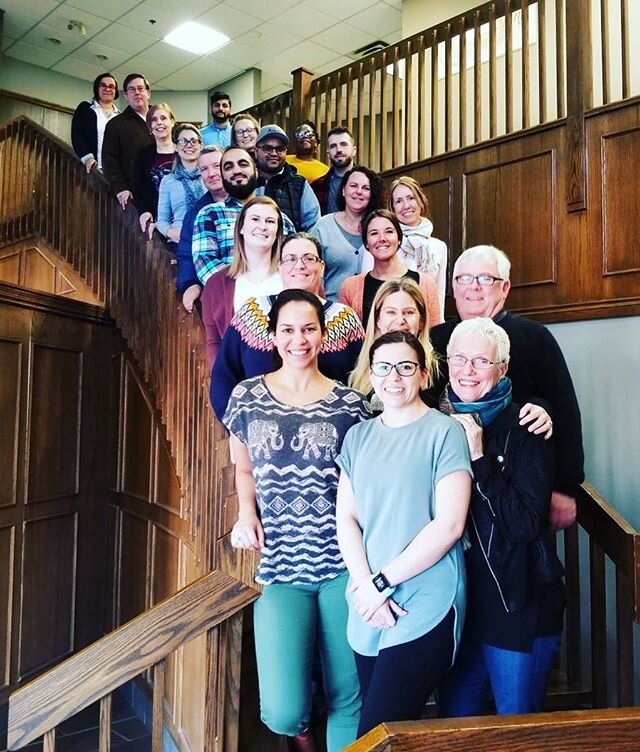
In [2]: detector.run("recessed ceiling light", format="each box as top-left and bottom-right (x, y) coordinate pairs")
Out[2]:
(95, 53), (109, 60)
(47, 37), (62, 45)
(164, 21), (229, 55)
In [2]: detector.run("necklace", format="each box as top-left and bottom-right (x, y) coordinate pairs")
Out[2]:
(340, 211), (361, 234)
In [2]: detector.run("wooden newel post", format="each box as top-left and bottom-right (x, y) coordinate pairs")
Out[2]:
(290, 67), (314, 136)
(565, 0), (593, 212)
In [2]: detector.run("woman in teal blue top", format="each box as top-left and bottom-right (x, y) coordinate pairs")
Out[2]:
(336, 330), (472, 737)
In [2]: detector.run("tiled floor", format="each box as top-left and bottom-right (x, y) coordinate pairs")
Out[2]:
(1, 690), (151, 752)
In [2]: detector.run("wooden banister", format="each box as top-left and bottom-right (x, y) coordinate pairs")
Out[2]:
(346, 708), (640, 751)
(7, 571), (259, 750)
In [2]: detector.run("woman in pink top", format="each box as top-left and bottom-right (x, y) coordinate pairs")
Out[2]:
(338, 209), (441, 330)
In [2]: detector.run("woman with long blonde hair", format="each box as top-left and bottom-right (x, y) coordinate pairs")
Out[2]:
(201, 196), (284, 368)
(349, 277), (436, 399)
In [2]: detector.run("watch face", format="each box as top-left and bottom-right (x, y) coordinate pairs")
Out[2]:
(372, 573), (388, 592)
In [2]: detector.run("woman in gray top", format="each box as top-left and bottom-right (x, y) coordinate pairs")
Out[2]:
(336, 330), (472, 737)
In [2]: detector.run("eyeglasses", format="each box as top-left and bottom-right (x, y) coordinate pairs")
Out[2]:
(235, 127), (257, 137)
(295, 128), (315, 139)
(279, 254), (321, 267)
(258, 143), (287, 154)
(454, 274), (503, 286)
(99, 83), (116, 90)
(126, 86), (148, 94)
(370, 361), (420, 377)
(447, 355), (504, 370)
(176, 137), (201, 147)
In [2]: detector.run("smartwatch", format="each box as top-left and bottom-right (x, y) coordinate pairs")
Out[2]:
(371, 571), (396, 598)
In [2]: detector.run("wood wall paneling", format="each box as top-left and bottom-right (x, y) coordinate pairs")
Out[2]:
(0, 338), (21, 508)
(154, 429), (182, 515)
(0, 525), (15, 691)
(600, 127), (640, 275)
(463, 150), (556, 288)
(28, 344), (81, 503)
(118, 511), (149, 625)
(19, 512), (78, 679)
(123, 363), (152, 501)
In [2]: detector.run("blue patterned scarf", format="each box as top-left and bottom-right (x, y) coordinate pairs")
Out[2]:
(440, 376), (513, 426)
(174, 162), (202, 209)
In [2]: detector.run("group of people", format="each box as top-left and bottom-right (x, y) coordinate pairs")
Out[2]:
(71, 72), (584, 752)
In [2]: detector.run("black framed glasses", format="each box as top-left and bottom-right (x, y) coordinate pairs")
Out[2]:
(176, 137), (201, 147)
(447, 355), (503, 370)
(295, 128), (315, 139)
(370, 361), (420, 377)
(454, 274), (503, 286)
(258, 143), (287, 154)
(235, 127), (257, 137)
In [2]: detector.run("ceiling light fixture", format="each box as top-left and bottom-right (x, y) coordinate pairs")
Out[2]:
(164, 21), (229, 55)
(95, 53), (109, 60)
(47, 37), (62, 45)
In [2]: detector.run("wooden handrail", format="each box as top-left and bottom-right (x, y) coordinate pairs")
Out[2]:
(346, 707), (640, 751)
(7, 571), (260, 750)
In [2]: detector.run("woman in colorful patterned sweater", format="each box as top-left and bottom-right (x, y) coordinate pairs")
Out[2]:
(210, 232), (364, 421)
(223, 289), (371, 752)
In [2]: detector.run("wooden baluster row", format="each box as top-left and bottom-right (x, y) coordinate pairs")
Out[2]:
(152, 660), (166, 751)
(490, 4), (498, 137)
(459, 16), (467, 149)
(417, 35), (427, 161)
(556, 0), (566, 117)
(522, 0), (530, 129)
(601, 0), (610, 103)
(474, 10), (482, 142)
(505, 0), (514, 133)
(444, 24), (453, 152)
(99, 694), (111, 752)
(539, 0), (547, 122)
(620, 0), (630, 98)
(368, 57), (377, 171)
(431, 28), (439, 155)
(379, 50), (388, 172)
(404, 40), (414, 165)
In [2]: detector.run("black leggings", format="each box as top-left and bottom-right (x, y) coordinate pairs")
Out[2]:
(354, 608), (455, 737)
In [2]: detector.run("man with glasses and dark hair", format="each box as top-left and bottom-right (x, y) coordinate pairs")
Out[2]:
(285, 120), (329, 183)
(428, 244), (584, 532)
(102, 73), (153, 209)
(201, 91), (233, 148)
(311, 126), (358, 215)
(254, 125), (320, 232)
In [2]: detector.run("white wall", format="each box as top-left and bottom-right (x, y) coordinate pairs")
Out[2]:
(548, 316), (640, 529)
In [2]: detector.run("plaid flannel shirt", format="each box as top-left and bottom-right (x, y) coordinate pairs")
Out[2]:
(192, 195), (295, 284)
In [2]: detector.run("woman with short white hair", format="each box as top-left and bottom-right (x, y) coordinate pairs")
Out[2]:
(438, 317), (566, 717)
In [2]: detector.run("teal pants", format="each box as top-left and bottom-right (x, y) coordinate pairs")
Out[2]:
(253, 571), (361, 752)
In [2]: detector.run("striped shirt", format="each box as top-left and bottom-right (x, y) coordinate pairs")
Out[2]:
(224, 377), (370, 585)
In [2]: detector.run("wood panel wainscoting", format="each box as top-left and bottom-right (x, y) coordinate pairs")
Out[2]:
(383, 97), (640, 322)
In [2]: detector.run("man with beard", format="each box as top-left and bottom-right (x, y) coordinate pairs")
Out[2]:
(102, 73), (153, 209)
(285, 120), (329, 183)
(311, 127), (358, 214)
(191, 146), (295, 285)
(200, 91), (233, 148)
(255, 124), (320, 231)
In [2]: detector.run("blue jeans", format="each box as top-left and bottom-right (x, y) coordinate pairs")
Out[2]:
(253, 571), (361, 752)
(439, 634), (561, 716)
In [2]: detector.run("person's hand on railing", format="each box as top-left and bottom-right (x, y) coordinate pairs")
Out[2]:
(231, 512), (265, 550)
(549, 491), (577, 531)
(85, 158), (98, 174)
(117, 189), (132, 210)
(182, 284), (202, 313)
(139, 211), (155, 239)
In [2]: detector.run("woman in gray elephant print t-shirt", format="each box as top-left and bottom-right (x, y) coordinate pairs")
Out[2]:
(223, 289), (370, 752)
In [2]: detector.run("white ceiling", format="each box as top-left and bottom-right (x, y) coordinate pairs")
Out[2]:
(0, 0), (403, 100)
